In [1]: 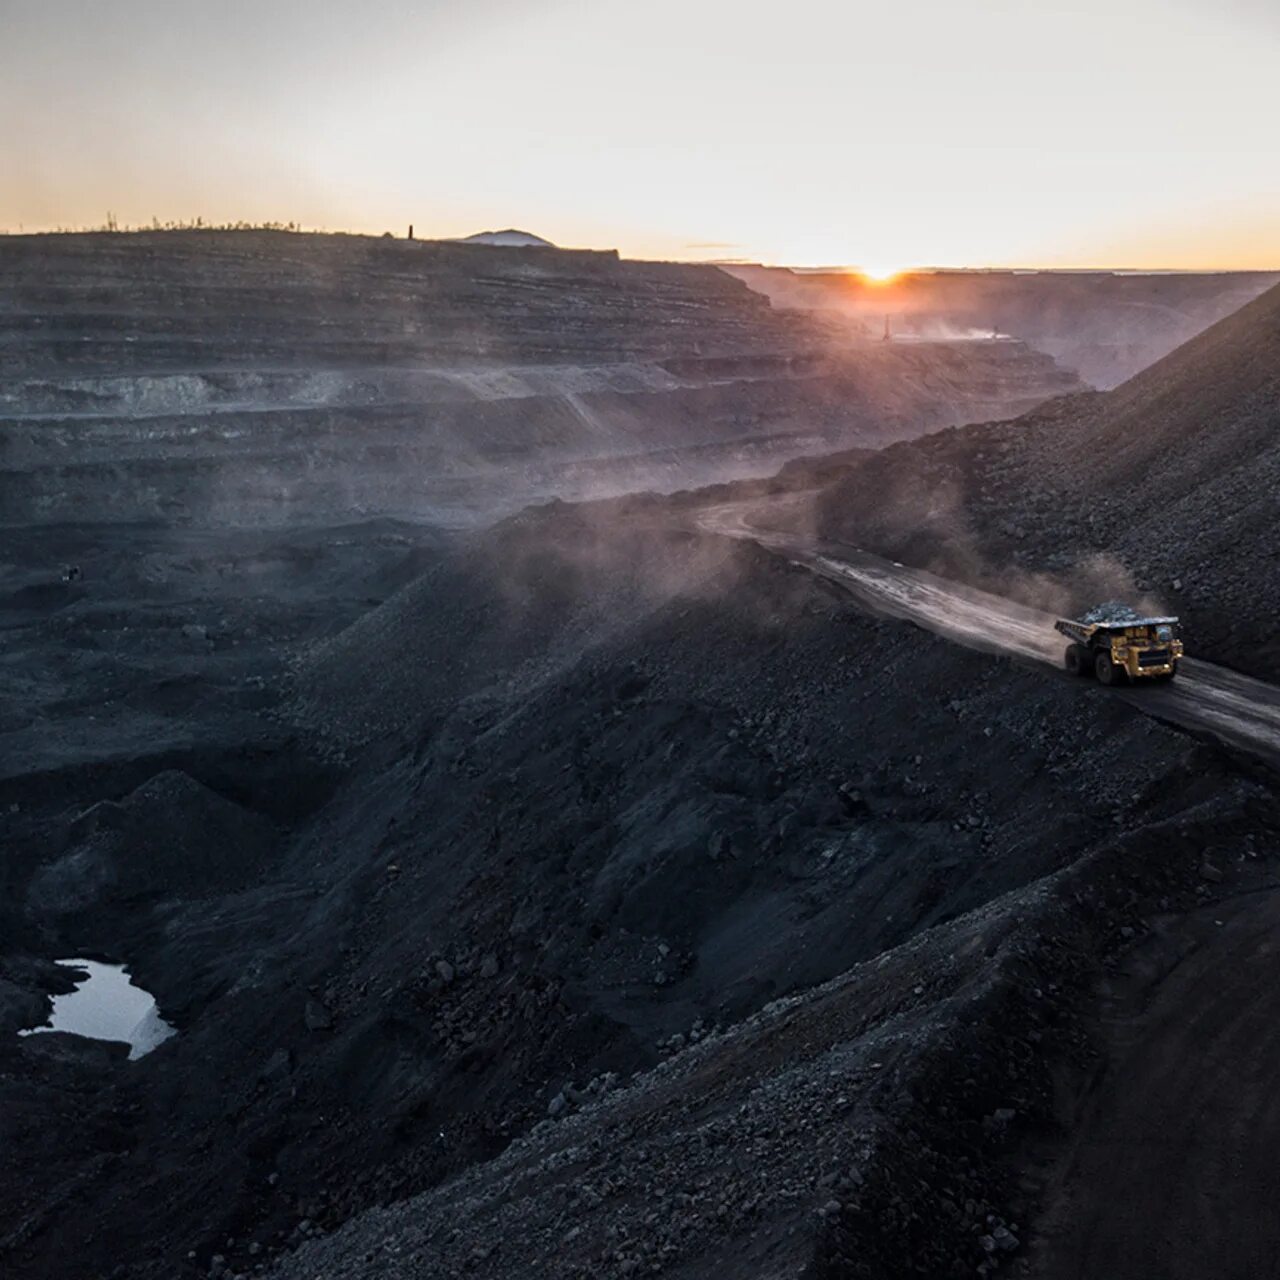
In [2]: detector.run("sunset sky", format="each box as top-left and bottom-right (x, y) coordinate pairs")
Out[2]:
(3, 0), (1278, 270)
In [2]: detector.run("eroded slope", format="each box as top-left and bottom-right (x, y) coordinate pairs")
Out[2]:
(0, 232), (1081, 526)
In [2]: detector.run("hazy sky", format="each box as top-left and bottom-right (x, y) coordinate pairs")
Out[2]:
(3, 0), (1277, 269)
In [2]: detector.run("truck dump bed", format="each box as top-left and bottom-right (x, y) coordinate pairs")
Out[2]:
(1055, 615), (1179, 644)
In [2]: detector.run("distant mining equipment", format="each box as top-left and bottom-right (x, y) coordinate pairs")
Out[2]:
(882, 313), (892, 341)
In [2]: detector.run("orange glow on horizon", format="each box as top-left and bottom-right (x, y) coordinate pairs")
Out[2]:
(856, 264), (903, 284)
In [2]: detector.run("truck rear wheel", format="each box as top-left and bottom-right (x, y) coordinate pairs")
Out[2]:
(1064, 644), (1090, 676)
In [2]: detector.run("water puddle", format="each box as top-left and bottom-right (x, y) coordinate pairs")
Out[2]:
(19, 959), (176, 1060)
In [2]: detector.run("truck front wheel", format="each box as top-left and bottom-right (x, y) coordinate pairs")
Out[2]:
(1095, 652), (1122, 686)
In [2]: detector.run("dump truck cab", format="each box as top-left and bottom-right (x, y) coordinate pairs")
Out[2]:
(1055, 608), (1183, 685)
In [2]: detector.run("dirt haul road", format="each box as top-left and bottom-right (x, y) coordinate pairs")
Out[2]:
(697, 499), (1280, 771)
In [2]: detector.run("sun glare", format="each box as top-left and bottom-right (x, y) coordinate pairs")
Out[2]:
(858, 264), (901, 283)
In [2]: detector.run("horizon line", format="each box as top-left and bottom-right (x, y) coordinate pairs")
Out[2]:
(2, 223), (1279, 276)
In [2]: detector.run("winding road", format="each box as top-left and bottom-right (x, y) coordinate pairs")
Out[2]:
(698, 499), (1280, 770)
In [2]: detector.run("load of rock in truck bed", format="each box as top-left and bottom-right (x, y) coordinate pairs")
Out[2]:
(1079, 601), (1178, 627)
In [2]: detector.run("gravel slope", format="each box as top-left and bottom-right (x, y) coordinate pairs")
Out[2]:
(6, 502), (1259, 1280)
(1028, 884), (1280, 1280)
(813, 281), (1280, 679)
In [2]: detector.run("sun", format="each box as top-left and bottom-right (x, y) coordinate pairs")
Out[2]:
(857, 263), (901, 283)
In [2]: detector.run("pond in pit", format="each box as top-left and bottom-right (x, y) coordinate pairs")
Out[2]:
(19, 959), (176, 1060)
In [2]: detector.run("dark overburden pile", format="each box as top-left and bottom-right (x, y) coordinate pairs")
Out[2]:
(6, 500), (1278, 1280)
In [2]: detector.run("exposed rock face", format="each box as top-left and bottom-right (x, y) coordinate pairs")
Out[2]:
(813, 281), (1280, 678)
(0, 232), (1081, 526)
(725, 263), (1280, 389)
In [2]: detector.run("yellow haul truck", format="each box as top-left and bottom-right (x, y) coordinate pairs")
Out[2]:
(1055, 606), (1183, 685)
